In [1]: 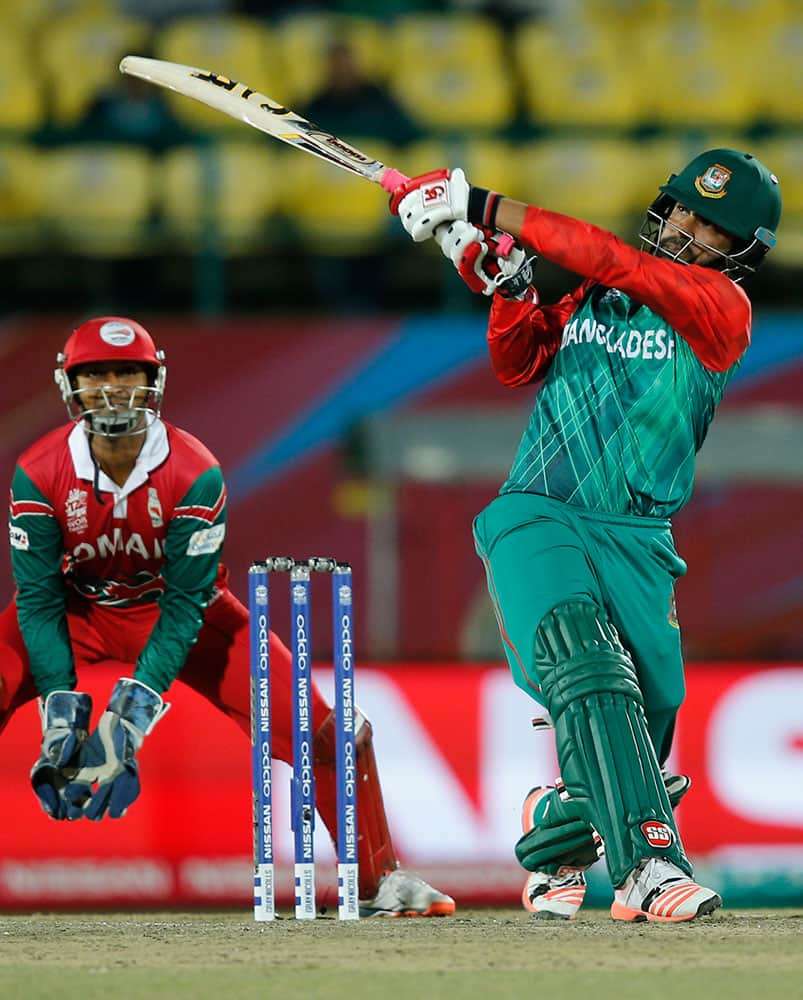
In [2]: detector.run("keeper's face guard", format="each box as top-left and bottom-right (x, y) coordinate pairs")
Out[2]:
(55, 356), (166, 438)
(639, 193), (776, 283)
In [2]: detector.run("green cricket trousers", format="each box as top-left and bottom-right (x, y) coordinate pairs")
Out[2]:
(473, 491), (687, 763)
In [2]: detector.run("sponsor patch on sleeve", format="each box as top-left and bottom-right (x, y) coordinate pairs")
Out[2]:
(186, 523), (226, 556)
(9, 524), (30, 551)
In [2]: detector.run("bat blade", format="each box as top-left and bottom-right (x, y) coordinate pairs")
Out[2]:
(119, 55), (404, 189)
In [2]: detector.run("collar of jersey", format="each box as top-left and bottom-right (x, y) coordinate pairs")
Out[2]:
(69, 419), (169, 503)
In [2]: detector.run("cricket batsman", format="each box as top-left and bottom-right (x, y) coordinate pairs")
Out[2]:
(389, 148), (781, 922)
(2, 316), (455, 918)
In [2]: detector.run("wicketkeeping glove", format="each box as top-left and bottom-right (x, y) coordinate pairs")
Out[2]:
(74, 677), (170, 821)
(30, 690), (94, 820)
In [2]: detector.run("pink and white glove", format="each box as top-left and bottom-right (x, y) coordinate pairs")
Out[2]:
(389, 168), (503, 243)
(435, 221), (492, 295)
(435, 220), (537, 300)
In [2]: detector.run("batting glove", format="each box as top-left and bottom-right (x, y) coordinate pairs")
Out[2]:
(494, 246), (538, 302)
(30, 690), (94, 820)
(436, 221), (494, 295)
(390, 168), (504, 243)
(74, 677), (170, 821)
(436, 221), (537, 300)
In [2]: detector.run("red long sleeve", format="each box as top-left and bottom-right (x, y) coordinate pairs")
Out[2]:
(508, 206), (752, 373)
(487, 285), (589, 386)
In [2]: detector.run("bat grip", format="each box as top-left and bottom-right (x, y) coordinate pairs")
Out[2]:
(380, 168), (409, 192)
(381, 167), (514, 264)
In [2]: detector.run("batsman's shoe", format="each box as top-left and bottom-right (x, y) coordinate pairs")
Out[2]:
(611, 858), (722, 924)
(520, 785), (592, 920)
(359, 869), (456, 918)
(522, 868), (587, 920)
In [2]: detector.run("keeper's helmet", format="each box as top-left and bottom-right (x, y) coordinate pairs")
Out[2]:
(639, 148), (781, 282)
(54, 317), (167, 437)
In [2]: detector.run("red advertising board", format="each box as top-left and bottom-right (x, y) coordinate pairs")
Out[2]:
(0, 662), (801, 909)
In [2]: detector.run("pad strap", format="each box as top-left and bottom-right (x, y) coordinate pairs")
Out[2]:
(515, 773), (691, 874)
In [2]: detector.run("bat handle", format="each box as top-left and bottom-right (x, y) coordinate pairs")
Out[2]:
(380, 168), (409, 192)
(381, 167), (514, 262)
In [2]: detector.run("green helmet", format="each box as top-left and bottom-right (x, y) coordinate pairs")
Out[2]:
(640, 148), (782, 281)
(660, 148), (781, 243)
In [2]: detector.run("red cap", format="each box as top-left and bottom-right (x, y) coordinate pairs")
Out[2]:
(62, 317), (160, 373)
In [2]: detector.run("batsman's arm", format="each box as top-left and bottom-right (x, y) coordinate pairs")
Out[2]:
(495, 200), (751, 372)
(393, 170), (750, 371)
(486, 281), (591, 387)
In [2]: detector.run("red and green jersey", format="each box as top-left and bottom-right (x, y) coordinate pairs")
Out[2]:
(486, 207), (752, 518)
(8, 419), (227, 696)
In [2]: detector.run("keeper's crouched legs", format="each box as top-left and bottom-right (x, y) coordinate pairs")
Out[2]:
(534, 600), (692, 888)
(313, 706), (398, 900)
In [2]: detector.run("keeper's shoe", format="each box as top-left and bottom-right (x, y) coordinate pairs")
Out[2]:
(611, 858), (722, 924)
(359, 869), (456, 918)
(522, 868), (587, 920)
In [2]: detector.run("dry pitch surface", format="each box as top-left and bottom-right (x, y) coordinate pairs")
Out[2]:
(1, 908), (802, 1000)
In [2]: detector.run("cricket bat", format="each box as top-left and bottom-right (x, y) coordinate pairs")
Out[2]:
(119, 56), (514, 257)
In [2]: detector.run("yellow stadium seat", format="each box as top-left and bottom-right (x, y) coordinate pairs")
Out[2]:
(579, 0), (666, 25)
(154, 16), (280, 132)
(0, 0), (113, 33)
(284, 139), (395, 254)
(0, 143), (43, 252)
(381, 137), (519, 207)
(388, 13), (514, 132)
(394, 136), (517, 196)
(750, 13), (803, 125)
(697, 0), (789, 26)
(41, 144), (154, 256)
(39, 12), (152, 125)
(391, 13), (506, 66)
(0, 30), (46, 132)
(513, 20), (647, 129)
(636, 18), (758, 128)
(274, 13), (388, 106)
(393, 137), (451, 180)
(461, 138), (521, 203)
(389, 61), (514, 133)
(516, 138), (647, 235)
(160, 141), (283, 253)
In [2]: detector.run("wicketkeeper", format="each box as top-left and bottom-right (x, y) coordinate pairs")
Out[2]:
(390, 147), (781, 922)
(2, 316), (454, 918)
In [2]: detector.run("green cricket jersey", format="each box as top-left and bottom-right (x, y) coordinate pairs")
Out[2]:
(501, 285), (735, 517)
(489, 207), (752, 518)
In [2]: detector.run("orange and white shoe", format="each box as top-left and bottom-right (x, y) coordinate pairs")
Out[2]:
(359, 869), (455, 918)
(611, 858), (722, 924)
(522, 868), (587, 920)
(520, 786), (589, 920)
